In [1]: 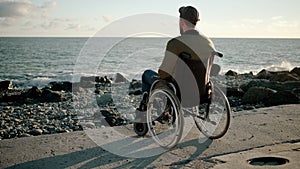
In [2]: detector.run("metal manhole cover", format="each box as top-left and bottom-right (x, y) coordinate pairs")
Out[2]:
(247, 157), (289, 166)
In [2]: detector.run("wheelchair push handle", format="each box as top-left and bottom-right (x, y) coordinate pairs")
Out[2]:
(213, 51), (223, 58)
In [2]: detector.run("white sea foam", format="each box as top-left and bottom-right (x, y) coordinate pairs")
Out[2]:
(265, 61), (294, 72)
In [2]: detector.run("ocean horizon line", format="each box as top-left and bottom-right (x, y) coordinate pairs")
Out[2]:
(1, 36), (300, 40)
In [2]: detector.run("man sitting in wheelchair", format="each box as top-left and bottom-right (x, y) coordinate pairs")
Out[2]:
(133, 6), (225, 137)
(140, 6), (217, 109)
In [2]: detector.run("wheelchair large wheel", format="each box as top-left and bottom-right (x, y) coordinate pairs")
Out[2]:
(194, 86), (231, 139)
(147, 86), (184, 149)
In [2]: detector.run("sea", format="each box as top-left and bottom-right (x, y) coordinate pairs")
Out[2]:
(0, 37), (299, 88)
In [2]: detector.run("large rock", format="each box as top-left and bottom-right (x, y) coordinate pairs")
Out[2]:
(95, 76), (112, 84)
(0, 81), (13, 91)
(103, 116), (126, 126)
(30, 129), (43, 136)
(96, 93), (113, 107)
(256, 69), (273, 79)
(41, 89), (62, 102)
(25, 86), (42, 99)
(114, 73), (128, 83)
(0, 87), (62, 103)
(0, 92), (22, 103)
(225, 70), (238, 77)
(80, 76), (96, 82)
(292, 88), (300, 98)
(72, 80), (95, 89)
(240, 80), (300, 92)
(256, 69), (299, 82)
(226, 86), (245, 97)
(264, 90), (300, 106)
(49, 81), (72, 92)
(128, 79), (142, 95)
(291, 67), (300, 77)
(242, 87), (276, 104)
(269, 72), (299, 82)
(100, 109), (115, 118)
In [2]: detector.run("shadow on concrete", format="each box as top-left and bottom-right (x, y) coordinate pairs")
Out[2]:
(6, 137), (212, 169)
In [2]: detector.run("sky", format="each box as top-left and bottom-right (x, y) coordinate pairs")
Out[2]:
(0, 0), (299, 38)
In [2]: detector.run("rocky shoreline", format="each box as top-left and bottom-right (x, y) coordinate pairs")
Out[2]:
(1, 68), (300, 140)
(223, 67), (300, 111)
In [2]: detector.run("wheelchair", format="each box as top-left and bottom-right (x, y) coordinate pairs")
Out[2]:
(133, 51), (231, 149)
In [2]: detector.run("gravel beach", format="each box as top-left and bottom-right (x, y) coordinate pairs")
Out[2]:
(0, 68), (300, 168)
(1, 68), (300, 140)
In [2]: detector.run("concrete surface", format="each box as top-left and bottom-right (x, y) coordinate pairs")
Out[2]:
(0, 104), (299, 168)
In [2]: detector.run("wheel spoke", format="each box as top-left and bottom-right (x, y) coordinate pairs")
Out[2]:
(194, 86), (231, 139)
(147, 87), (183, 148)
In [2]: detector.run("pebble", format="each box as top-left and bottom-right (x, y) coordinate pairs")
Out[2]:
(31, 129), (43, 136)
(20, 133), (31, 137)
(85, 122), (96, 129)
(0, 96), (82, 139)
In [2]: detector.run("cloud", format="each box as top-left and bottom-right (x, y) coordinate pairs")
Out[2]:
(40, 0), (56, 9)
(0, 0), (56, 18)
(229, 18), (264, 31)
(270, 16), (298, 28)
(40, 20), (59, 30)
(271, 16), (283, 21)
(0, 0), (33, 17)
(0, 0), (57, 27)
(38, 18), (75, 30)
(241, 18), (263, 25)
(36, 18), (90, 32)
(65, 23), (81, 30)
(102, 15), (113, 23)
(0, 17), (15, 26)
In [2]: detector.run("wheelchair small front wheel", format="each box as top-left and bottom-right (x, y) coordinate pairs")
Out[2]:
(147, 86), (184, 149)
(134, 123), (148, 136)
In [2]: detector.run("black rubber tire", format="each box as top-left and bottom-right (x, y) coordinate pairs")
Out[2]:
(134, 123), (148, 136)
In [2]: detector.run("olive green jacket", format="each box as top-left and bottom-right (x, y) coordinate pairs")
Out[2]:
(158, 30), (215, 106)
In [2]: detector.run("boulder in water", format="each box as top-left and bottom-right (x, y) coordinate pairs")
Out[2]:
(114, 73), (128, 83)
(49, 81), (72, 92)
(256, 68), (299, 82)
(256, 69), (273, 79)
(291, 67), (300, 77)
(25, 86), (42, 99)
(225, 70), (238, 77)
(0, 81), (13, 91)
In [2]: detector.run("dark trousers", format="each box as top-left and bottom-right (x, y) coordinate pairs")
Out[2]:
(142, 69), (159, 93)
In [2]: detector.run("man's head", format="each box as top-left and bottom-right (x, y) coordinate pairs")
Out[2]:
(179, 6), (200, 34)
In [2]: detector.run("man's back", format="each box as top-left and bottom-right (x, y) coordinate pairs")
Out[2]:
(159, 30), (215, 106)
